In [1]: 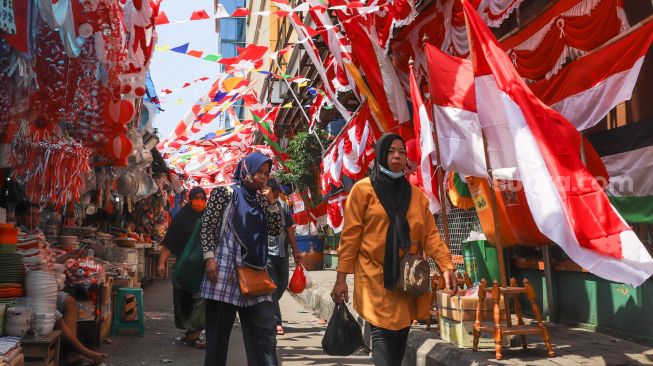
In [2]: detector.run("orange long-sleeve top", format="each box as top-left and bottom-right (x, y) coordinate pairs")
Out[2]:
(337, 178), (456, 330)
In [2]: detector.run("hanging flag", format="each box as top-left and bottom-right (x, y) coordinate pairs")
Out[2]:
(219, 44), (268, 73)
(170, 43), (190, 54)
(231, 7), (251, 17)
(409, 64), (440, 214)
(203, 54), (222, 62)
(529, 19), (653, 131)
(190, 9), (211, 20)
(461, 0), (653, 287)
(252, 107), (287, 167)
(187, 50), (204, 58)
(215, 4), (231, 18)
(282, 101), (293, 108)
(587, 118), (653, 224)
(155, 11), (170, 25)
(425, 43), (487, 178)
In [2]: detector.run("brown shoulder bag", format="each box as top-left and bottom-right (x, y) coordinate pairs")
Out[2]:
(396, 241), (431, 298)
(236, 266), (277, 297)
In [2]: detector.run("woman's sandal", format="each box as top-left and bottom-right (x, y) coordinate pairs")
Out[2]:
(190, 338), (206, 349)
(276, 325), (285, 335)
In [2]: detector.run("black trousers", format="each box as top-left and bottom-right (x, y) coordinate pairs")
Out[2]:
(266, 255), (289, 325)
(204, 299), (278, 366)
(370, 324), (410, 366)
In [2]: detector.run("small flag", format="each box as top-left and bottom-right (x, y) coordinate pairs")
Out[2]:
(170, 43), (190, 54)
(190, 10), (210, 20)
(282, 101), (293, 108)
(156, 11), (170, 25)
(231, 8), (251, 17)
(187, 50), (204, 58)
(203, 54), (222, 62)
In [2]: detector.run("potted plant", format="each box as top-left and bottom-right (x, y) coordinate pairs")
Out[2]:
(277, 131), (329, 270)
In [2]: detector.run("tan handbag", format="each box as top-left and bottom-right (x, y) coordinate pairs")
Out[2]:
(236, 266), (277, 297)
(396, 242), (431, 298)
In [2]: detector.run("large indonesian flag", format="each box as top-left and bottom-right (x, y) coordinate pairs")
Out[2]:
(462, 0), (653, 286)
(425, 44), (487, 178)
(529, 18), (653, 131)
(408, 65), (440, 214)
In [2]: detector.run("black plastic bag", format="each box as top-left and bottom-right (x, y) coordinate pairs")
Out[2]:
(322, 303), (365, 356)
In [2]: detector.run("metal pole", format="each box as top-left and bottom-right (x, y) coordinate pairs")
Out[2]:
(273, 55), (326, 153)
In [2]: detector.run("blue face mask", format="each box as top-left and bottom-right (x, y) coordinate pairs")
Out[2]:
(379, 165), (405, 179)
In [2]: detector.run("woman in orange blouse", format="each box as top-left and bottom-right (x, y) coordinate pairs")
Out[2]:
(331, 133), (458, 366)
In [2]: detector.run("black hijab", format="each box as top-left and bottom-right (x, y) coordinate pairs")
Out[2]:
(161, 186), (206, 257)
(370, 134), (413, 291)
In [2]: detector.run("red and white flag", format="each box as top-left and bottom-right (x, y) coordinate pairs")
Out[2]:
(461, 0), (653, 286)
(529, 18), (653, 131)
(425, 44), (488, 178)
(409, 65), (440, 214)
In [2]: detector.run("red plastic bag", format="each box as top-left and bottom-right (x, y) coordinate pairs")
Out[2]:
(288, 264), (306, 294)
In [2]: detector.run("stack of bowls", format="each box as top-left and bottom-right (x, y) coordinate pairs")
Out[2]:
(25, 271), (58, 315)
(0, 224), (18, 253)
(5, 307), (32, 337)
(33, 313), (56, 337)
(0, 304), (5, 335)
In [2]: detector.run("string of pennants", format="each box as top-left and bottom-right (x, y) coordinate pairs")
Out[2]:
(159, 69), (322, 98)
(155, 1), (379, 26)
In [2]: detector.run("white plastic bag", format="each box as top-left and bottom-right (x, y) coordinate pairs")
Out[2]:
(304, 265), (313, 289)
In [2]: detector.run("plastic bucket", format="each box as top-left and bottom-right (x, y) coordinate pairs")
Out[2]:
(462, 240), (500, 284)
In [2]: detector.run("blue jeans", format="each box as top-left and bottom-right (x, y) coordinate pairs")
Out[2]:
(204, 300), (278, 366)
(266, 255), (289, 325)
(370, 325), (410, 366)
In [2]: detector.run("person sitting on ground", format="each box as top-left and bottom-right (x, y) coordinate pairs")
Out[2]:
(265, 178), (301, 336)
(55, 293), (108, 365)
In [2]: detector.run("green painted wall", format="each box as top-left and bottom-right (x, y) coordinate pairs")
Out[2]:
(512, 269), (653, 346)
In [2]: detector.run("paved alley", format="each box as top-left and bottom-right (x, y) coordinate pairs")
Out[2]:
(100, 278), (371, 366)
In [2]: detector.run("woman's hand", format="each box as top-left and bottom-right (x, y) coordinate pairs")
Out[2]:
(330, 278), (349, 304)
(157, 262), (167, 278)
(443, 269), (459, 296)
(263, 188), (276, 205)
(205, 258), (218, 283)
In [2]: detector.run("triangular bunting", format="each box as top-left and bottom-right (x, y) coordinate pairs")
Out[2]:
(190, 10), (211, 20)
(170, 43), (190, 54)
(155, 11), (170, 25)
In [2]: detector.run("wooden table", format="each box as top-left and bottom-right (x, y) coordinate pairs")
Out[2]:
(22, 330), (61, 366)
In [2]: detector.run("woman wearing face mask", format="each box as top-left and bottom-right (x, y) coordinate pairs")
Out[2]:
(158, 186), (208, 348)
(330, 134), (458, 366)
(200, 152), (283, 366)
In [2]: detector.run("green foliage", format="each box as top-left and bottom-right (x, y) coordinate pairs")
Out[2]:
(276, 130), (328, 203)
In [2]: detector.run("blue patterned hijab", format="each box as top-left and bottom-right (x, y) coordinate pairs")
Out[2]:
(232, 152), (272, 268)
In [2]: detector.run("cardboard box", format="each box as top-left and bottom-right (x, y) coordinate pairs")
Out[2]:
(439, 316), (509, 349)
(436, 290), (504, 321)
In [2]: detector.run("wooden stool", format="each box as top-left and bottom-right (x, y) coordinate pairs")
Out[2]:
(22, 330), (61, 366)
(472, 278), (555, 360)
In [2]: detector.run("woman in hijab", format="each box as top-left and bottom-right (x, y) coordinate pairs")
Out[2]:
(330, 134), (459, 366)
(199, 151), (283, 366)
(158, 186), (208, 348)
